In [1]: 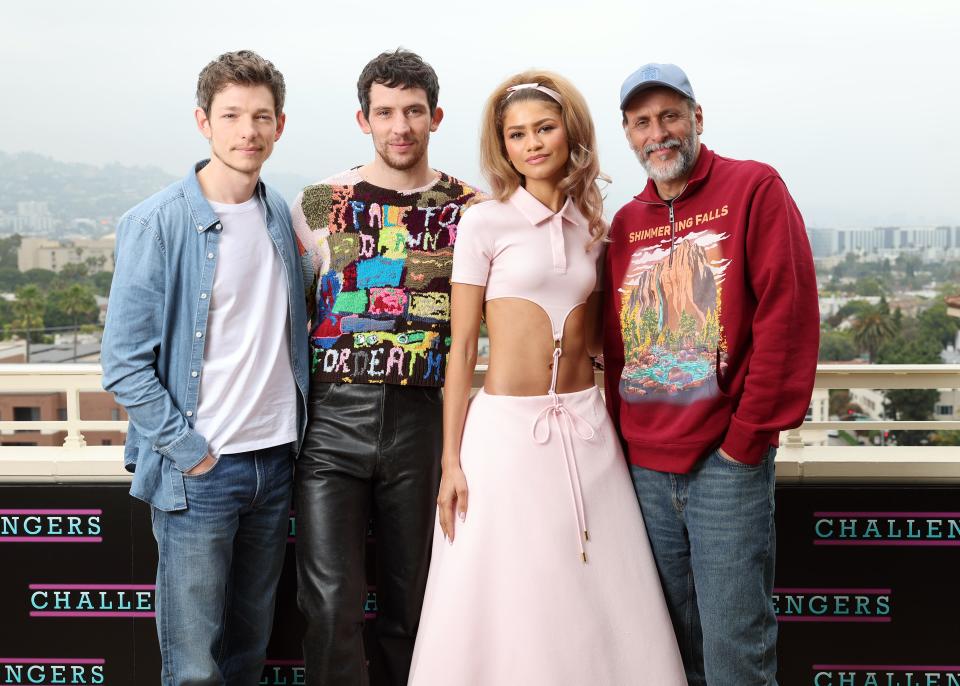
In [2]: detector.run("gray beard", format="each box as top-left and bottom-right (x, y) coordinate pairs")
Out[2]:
(636, 129), (698, 183)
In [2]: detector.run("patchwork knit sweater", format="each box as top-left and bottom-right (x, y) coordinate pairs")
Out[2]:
(292, 168), (479, 386)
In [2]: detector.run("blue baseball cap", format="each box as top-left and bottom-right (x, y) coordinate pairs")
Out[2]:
(619, 63), (695, 110)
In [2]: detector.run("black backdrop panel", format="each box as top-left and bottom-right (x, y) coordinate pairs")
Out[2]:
(2, 483), (958, 685)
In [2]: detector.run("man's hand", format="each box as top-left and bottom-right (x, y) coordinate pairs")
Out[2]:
(717, 447), (746, 465)
(437, 463), (469, 543)
(185, 453), (218, 476)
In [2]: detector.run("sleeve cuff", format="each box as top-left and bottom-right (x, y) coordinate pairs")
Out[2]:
(157, 429), (209, 472)
(721, 418), (776, 465)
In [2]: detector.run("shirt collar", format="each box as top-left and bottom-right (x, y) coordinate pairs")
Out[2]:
(182, 159), (266, 233)
(509, 185), (583, 228)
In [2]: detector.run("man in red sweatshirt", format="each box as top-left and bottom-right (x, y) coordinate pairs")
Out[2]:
(603, 63), (819, 686)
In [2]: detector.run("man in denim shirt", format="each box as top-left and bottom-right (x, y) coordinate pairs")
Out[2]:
(101, 50), (308, 686)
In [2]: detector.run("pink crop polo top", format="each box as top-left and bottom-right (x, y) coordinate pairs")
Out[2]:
(452, 186), (602, 343)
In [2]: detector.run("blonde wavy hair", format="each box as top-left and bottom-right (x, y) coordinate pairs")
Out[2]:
(480, 70), (608, 244)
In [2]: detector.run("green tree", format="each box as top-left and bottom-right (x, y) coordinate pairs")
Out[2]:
(917, 302), (959, 349)
(56, 262), (90, 284)
(819, 329), (858, 361)
(20, 268), (57, 289)
(853, 310), (896, 362)
(828, 299), (874, 328)
(52, 284), (98, 360)
(0, 234), (21, 270)
(877, 333), (942, 446)
(10, 284), (46, 345)
(0, 268), (24, 292)
(678, 311), (697, 348)
(92, 271), (113, 296)
(853, 276), (885, 297)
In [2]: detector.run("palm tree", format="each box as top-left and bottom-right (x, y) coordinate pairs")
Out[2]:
(853, 310), (896, 362)
(11, 285), (46, 360)
(60, 284), (97, 361)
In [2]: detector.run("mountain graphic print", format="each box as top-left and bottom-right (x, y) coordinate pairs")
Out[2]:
(618, 230), (729, 404)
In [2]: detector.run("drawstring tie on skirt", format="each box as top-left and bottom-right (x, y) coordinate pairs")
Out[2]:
(531, 343), (595, 563)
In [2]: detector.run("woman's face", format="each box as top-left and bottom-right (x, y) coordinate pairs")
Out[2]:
(501, 99), (569, 187)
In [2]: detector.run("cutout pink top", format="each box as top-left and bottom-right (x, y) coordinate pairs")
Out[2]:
(452, 186), (602, 345)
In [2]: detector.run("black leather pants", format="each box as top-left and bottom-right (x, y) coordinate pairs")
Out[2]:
(295, 382), (442, 686)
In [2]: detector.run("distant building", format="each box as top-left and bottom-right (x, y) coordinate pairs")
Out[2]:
(809, 225), (960, 259)
(807, 228), (839, 259)
(947, 295), (960, 320)
(12, 200), (58, 235)
(17, 235), (115, 273)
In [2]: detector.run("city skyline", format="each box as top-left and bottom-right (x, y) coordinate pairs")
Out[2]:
(1, 0), (958, 227)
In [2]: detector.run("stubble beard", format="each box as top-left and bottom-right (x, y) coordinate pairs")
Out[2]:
(377, 133), (429, 172)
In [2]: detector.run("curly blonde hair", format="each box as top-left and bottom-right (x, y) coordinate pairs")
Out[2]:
(480, 70), (608, 243)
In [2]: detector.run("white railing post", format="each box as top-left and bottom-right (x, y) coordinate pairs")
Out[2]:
(62, 383), (87, 449)
(783, 427), (805, 449)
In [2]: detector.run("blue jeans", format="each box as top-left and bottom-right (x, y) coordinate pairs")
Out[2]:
(150, 443), (293, 686)
(630, 447), (778, 686)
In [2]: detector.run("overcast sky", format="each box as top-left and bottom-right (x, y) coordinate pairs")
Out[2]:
(2, 0), (958, 227)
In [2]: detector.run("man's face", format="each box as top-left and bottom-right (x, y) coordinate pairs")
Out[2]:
(622, 87), (702, 184)
(195, 83), (285, 175)
(357, 83), (443, 171)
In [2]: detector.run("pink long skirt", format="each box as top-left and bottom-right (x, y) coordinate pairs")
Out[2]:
(408, 386), (687, 686)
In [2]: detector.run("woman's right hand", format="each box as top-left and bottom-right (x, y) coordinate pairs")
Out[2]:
(437, 461), (469, 543)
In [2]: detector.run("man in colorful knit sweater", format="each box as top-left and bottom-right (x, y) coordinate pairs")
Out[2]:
(291, 49), (478, 686)
(603, 64), (820, 685)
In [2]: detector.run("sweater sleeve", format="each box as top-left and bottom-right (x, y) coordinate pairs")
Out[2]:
(720, 175), (820, 462)
(601, 217), (626, 432)
(291, 185), (330, 331)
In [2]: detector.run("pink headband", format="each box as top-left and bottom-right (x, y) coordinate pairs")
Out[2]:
(505, 82), (563, 104)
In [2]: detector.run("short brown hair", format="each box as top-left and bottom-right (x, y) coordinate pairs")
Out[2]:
(196, 50), (286, 116)
(357, 49), (439, 119)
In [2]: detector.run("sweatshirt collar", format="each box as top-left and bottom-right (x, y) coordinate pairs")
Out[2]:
(635, 143), (715, 204)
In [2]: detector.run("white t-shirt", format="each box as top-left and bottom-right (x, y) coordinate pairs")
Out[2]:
(194, 196), (297, 457)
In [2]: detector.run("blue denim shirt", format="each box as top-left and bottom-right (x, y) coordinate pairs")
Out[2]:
(101, 161), (309, 511)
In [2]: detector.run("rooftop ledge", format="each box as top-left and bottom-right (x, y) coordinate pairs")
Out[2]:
(2, 363), (960, 484)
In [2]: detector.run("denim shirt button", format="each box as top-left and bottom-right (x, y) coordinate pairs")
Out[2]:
(215, 223), (222, 230)
(191, 371), (198, 377)
(186, 410), (193, 417)
(200, 293), (207, 299)
(196, 331), (202, 338)
(207, 252), (214, 259)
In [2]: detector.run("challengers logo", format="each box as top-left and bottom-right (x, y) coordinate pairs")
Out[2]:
(812, 666), (960, 685)
(0, 509), (101, 542)
(773, 588), (891, 623)
(813, 512), (960, 546)
(28, 584), (155, 618)
(0, 658), (104, 685)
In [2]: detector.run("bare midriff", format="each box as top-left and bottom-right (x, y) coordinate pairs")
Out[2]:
(482, 298), (594, 396)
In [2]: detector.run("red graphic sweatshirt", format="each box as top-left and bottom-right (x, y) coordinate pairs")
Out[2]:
(603, 145), (820, 473)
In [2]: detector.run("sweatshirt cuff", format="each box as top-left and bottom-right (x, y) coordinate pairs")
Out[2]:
(720, 417), (776, 465)
(156, 428), (209, 473)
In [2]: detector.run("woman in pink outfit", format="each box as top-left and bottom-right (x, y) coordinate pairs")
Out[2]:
(408, 71), (686, 686)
